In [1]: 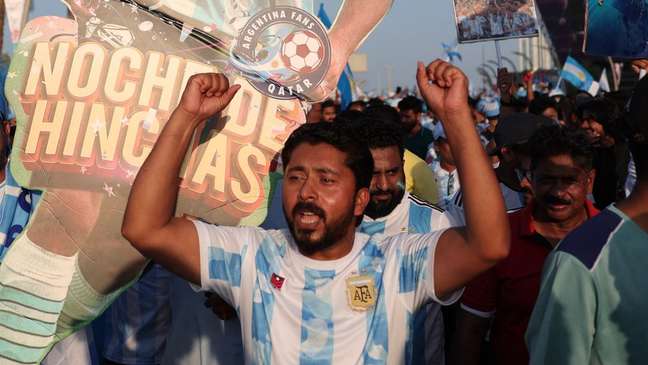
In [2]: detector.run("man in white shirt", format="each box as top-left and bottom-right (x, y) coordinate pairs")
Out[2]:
(122, 61), (510, 364)
(429, 124), (460, 210)
(351, 117), (455, 364)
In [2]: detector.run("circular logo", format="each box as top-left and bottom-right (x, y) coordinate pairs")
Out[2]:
(231, 6), (331, 100)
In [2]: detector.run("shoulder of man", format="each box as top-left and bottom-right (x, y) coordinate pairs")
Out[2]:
(555, 208), (623, 271)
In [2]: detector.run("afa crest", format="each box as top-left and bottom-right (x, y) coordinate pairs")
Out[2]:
(346, 274), (376, 311)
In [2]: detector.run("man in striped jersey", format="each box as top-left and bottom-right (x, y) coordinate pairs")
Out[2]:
(122, 61), (509, 364)
(352, 117), (457, 364)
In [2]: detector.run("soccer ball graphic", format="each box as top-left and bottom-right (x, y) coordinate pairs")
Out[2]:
(281, 30), (325, 74)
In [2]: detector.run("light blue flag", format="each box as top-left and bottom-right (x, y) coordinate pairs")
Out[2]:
(317, 3), (354, 110)
(442, 42), (462, 63)
(560, 56), (599, 96)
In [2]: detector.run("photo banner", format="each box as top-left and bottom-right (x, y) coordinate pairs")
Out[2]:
(584, 0), (648, 58)
(453, 0), (539, 43)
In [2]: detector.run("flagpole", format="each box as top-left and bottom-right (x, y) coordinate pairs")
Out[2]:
(494, 40), (503, 69)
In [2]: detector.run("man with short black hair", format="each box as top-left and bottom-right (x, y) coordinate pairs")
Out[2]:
(526, 68), (648, 365)
(453, 126), (598, 365)
(351, 117), (454, 364)
(320, 99), (337, 122)
(398, 96), (435, 160)
(120, 62), (510, 363)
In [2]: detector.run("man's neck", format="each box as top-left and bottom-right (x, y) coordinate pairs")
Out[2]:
(409, 123), (421, 136)
(532, 204), (590, 247)
(300, 227), (357, 261)
(0, 169), (5, 184)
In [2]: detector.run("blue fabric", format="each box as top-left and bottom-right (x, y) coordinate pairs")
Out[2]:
(0, 163), (42, 262)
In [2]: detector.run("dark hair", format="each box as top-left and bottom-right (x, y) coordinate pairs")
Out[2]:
(335, 110), (364, 124)
(348, 118), (405, 159)
(578, 99), (611, 125)
(528, 126), (593, 171)
(529, 96), (559, 118)
(347, 100), (366, 111)
(626, 77), (648, 178)
(281, 122), (374, 191)
(321, 99), (336, 111)
(365, 104), (400, 125)
(398, 96), (423, 114)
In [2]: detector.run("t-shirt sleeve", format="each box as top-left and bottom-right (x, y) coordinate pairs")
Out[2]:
(526, 251), (597, 365)
(460, 268), (498, 318)
(394, 230), (463, 310)
(193, 220), (252, 307)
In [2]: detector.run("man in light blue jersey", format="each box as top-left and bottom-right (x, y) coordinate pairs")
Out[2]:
(526, 70), (648, 364)
(122, 62), (510, 364)
(351, 117), (456, 364)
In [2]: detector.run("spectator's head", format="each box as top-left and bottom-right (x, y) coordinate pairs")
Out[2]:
(469, 97), (486, 124)
(367, 97), (385, 108)
(281, 122), (373, 253)
(347, 100), (366, 113)
(494, 112), (554, 171)
(365, 104), (401, 125)
(350, 118), (405, 219)
(335, 109), (365, 124)
(477, 96), (501, 123)
(626, 76), (648, 182)
(306, 102), (322, 123)
(578, 99), (613, 146)
(432, 124), (455, 167)
(529, 95), (560, 124)
(321, 99), (337, 122)
(398, 96), (423, 133)
(528, 126), (594, 223)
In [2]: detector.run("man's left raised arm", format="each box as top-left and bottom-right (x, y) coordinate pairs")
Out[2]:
(416, 60), (510, 300)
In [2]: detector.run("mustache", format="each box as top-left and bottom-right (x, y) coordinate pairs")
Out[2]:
(543, 195), (571, 205)
(292, 202), (325, 218)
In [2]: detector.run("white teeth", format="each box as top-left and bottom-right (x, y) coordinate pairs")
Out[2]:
(302, 212), (314, 216)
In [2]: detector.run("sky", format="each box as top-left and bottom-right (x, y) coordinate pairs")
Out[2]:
(3, 0), (526, 95)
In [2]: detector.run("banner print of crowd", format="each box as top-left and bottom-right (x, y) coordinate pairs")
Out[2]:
(453, 0), (539, 43)
(6, 0), (335, 229)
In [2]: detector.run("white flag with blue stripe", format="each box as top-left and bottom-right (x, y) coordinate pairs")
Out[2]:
(561, 56), (599, 96)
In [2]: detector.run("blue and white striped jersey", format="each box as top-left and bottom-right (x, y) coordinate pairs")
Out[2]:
(359, 192), (453, 239)
(360, 192), (456, 365)
(194, 220), (462, 365)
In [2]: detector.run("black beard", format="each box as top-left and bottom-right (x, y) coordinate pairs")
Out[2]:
(365, 186), (404, 219)
(284, 202), (355, 256)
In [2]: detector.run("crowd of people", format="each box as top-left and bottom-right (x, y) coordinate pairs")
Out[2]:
(0, 39), (647, 364)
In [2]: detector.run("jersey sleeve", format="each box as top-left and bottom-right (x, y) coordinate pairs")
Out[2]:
(460, 268), (498, 318)
(526, 251), (597, 365)
(394, 230), (463, 310)
(193, 220), (253, 307)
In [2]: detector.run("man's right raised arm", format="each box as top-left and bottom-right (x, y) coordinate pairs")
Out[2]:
(122, 73), (240, 285)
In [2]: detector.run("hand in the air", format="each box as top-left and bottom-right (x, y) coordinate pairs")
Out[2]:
(178, 73), (240, 122)
(416, 60), (469, 122)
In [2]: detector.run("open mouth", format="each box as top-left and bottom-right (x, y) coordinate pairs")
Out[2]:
(296, 211), (322, 225)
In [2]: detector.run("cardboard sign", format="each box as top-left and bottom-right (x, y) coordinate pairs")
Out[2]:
(6, 1), (307, 228)
(453, 0), (539, 43)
